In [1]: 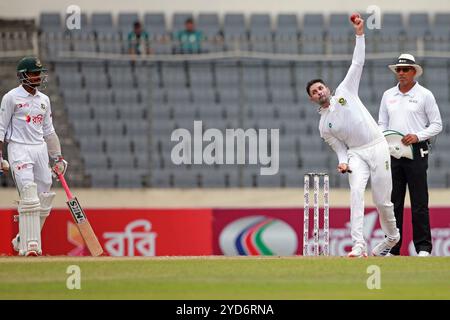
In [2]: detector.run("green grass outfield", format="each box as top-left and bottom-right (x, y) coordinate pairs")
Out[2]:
(0, 256), (449, 300)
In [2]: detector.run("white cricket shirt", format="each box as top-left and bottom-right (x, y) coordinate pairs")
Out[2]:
(0, 85), (55, 144)
(318, 35), (384, 164)
(378, 82), (442, 141)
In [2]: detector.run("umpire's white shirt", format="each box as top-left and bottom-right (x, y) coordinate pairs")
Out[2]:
(0, 85), (55, 144)
(378, 82), (442, 141)
(319, 35), (384, 164)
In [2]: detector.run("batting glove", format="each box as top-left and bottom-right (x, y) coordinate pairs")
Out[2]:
(0, 152), (10, 176)
(51, 155), (68, 179)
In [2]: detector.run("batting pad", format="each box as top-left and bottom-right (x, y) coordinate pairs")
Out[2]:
(18, 183), (42, 255)
(39, 192), (56, 230)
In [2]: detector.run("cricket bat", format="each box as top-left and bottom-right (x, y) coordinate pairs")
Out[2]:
(58, 174), (104, 256)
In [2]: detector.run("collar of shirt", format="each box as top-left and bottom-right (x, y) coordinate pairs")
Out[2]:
(17, 85), (41, 98)
(318, 96), (337, 114)
(318, 105), (328, 115)
(318, 106), (325, 114)
(394, 81), (419, 98)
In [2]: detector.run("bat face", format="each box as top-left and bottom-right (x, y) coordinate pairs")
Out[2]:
(67, 197), (103, 256)
(77, 221), (104, 257)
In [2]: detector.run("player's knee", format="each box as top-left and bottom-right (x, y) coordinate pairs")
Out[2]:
(38, 180), (52, 195)
(18, 183), (41, 214)
(20, 183), (39, 202)
(41, 172), (53, 191)
(374, 199), (393, 211)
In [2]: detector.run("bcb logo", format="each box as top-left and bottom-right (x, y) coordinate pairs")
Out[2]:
(219, 216), (298, 256)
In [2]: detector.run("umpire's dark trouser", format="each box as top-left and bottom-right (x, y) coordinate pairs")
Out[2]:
(390, 141), (432, 255)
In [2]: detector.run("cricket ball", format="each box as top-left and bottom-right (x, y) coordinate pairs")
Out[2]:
(350, 13), (361, 23)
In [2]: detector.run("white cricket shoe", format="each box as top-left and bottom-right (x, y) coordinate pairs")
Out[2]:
(25, 250), (39, 257)
(348, 244), (368, 258)
(418, 251), (430, 257)
(25, 241), (41, 257)
(11, 234), (20, 252)
(372, 234), (400, 256)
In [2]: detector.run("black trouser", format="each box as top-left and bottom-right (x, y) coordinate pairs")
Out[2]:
(390, 141), (432, 255)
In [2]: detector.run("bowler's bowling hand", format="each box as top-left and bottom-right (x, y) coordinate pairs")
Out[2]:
(350, 13), (364, 36)
(401, 134), (419, 146)
(337, 163), (352, 174)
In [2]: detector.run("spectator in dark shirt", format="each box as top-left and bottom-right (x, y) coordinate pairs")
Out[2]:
(128, 21), (151, 55)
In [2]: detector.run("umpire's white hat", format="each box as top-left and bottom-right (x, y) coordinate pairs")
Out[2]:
(388, 53), (423, 78)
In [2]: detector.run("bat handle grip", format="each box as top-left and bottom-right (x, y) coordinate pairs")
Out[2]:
(58, 174), (74, 200)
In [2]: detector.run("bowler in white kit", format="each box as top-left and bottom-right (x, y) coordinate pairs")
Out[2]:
(305, 16), (400, 257)
(0, 57), (68, 256)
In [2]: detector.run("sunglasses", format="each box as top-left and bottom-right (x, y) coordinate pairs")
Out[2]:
(395, 67), (413, 73)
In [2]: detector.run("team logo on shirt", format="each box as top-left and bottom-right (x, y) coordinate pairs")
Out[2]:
(40, 103), (46, 111)
(338, 97), (347, 106)
(15, 103), (30, 109)
(328, 123), (332, 128)
(25, 114), (44, 124)
(15, 163), (29, 171)
(30, 114), (44, 125)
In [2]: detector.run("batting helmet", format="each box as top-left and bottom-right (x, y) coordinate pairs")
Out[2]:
(17, 56), (48, 89)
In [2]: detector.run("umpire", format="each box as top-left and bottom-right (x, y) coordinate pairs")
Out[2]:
(378, 54), (442, 256)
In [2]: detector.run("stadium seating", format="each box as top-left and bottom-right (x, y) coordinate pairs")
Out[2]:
(27, 12), (450, 187)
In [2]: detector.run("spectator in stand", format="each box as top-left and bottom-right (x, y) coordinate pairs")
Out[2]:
(175, 18), (203, 54)
(128, 21), (151, 55)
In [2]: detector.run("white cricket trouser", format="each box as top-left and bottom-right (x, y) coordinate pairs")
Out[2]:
(347, 137), (399, 246)
(8, 142), (52, 195)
